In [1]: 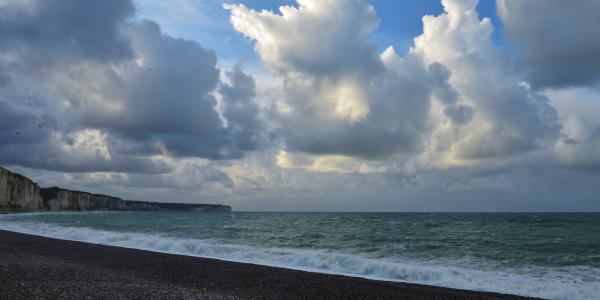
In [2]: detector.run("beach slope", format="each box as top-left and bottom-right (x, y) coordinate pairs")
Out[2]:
(0, 229), (540, 300)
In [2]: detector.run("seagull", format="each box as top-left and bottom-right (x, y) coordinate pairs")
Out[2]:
(38, 124), (43, 128)
(15, 131), (21, 135)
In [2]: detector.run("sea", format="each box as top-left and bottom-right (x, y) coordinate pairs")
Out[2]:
(1, 212), (598, 299)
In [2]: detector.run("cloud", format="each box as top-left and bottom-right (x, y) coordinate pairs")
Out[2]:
(0, 104), (171, 173)
(226, 0), (560, 164)
(411, 0), (561, 163)
(0, 100), (41, 135)
(72, 19), (228, 159)
(225, 0), (381, 77)
(554, 115), (600, 172)
(0, 0), (134, 69)
(0, 0), (262, 173)
(218, 64), (263, 155)
(493, 0), (600, 173)
(276, 150), (387, 174)
(1, 0), (599, 211)
(497, 0), (600, 89)
(226, 0), (460, 158)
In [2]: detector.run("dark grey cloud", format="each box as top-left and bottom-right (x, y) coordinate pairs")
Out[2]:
(0, 100), (36, 132)
(1, 144), (172, 174)
(0, 0), (262, 173)
(0, 99), (170, 173)
(75, 19), (229, 159)
(219, 65), (263, 155)
(0, 99), (48, 146)
(497, 0), (600, 89)
(0, 0), (134, 69)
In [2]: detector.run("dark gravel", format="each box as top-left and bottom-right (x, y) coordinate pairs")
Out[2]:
(0, 229), (542, 300)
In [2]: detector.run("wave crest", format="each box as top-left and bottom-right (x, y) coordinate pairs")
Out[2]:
(0, 220), (598, 300)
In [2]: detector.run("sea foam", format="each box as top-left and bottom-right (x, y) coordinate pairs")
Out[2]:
(0, 218), (598, 300)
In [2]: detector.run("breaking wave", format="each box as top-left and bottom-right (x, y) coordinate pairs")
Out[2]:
(0, 218), (598, 300)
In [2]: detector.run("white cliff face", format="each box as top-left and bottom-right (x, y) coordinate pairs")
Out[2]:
(1, 166), (231, 212)
(0, 167), (43, 211)
(45, 190), (93, 211)
(0, 168), (6, 205)
(42, 188), (128, 211)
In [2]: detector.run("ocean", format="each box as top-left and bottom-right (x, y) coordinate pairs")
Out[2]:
(1, 212), (598, 299)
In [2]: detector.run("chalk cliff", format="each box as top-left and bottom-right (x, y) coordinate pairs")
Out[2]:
(0, 167), (43, 211)
(0, 166), (231, 212)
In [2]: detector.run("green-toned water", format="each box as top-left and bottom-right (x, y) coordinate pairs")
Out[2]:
(1, 212), (599, 299)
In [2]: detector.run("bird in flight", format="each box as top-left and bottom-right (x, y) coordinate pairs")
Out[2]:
(15, 131), (21, 135)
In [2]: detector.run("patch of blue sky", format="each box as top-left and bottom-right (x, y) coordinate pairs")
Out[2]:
(134, 0), (508, 65)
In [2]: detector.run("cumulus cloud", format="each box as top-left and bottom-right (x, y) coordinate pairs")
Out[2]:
(226, 0), (560, 165)
(226, 0), (462, 158)
(0, 0), (262, 173)
(408, 0), (561, 164)
(497, 0), (600, 89)
(225, 0), (382, 77)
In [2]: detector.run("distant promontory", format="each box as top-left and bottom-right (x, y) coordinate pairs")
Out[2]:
(0, 166), (231, 212)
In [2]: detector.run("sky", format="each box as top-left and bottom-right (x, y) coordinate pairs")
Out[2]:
(1, 0), (599, 212)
